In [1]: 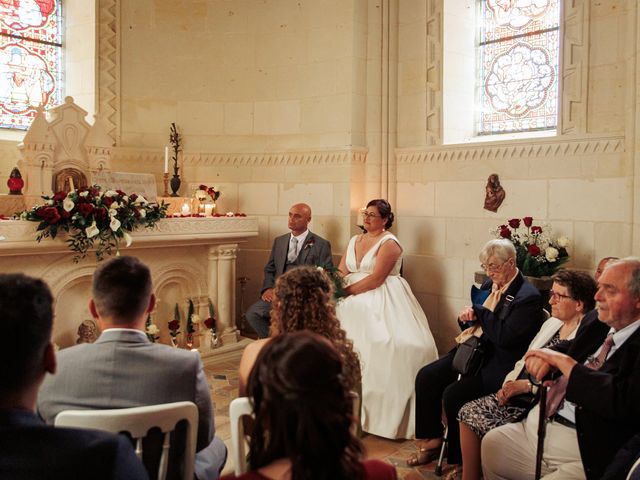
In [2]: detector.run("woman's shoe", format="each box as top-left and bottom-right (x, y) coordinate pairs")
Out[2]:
(406, 446), (441, 467)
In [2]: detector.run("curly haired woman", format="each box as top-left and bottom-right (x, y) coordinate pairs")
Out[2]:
(238, 266), (361, 396)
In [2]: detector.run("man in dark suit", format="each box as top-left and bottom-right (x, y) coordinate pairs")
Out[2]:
(245, 203), (332, 337)
(482, 257), (640, 480)
(38, 256), (227, 480)
(0, 273), (148, 480)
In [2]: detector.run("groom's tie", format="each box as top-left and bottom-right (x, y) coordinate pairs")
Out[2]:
(287, 237), (299, 263)
(546, 333), (614, 418)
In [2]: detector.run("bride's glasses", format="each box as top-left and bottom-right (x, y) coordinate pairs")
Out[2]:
(362, 212), (381, 218)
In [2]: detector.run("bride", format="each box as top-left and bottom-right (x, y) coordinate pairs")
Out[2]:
(337, 199), (438, 439)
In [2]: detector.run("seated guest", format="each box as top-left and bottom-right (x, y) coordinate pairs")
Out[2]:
(482, 258), (640, 480)
(37, 256), (226, 480)
(410, 239), (544, 467)
(222, 331), (397, 480)
(457, 270), (597, 480)
(244, 203), (333, 338)
(238, 266), (361, 396)
(0, 273), (148, 480)
(595, 256), (619, 281)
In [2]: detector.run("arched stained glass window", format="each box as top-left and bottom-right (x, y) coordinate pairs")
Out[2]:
(0, 0), (62, 130)
(478, 0), (559, 135)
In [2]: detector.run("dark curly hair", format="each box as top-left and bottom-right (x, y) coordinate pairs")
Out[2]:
(552, 269), (597, 312)
(270, 266), (361, 393)
(366, 199), (394, 229)
(247, 331), (365, 479)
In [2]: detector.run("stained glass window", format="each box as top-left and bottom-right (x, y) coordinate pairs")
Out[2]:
(0, 0), (62, 130)
(478, 0), (559, 135)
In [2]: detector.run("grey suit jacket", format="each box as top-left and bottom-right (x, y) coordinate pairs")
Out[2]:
(260, 231), (332, 293)
(37, 329), (216, 463)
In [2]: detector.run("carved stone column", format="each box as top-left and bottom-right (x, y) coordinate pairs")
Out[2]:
(208, 243), (239, 345)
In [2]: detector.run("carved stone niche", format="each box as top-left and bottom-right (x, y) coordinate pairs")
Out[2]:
(17, 96), (113, 207)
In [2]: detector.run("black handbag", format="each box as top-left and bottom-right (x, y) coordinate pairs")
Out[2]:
(452, 335), (485, 375)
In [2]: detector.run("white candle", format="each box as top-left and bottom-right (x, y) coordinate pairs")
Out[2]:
(204, 204), (214, 216)
(164, 146), (169, 173)
(181, 202), (190, 215)
(69, 177), (75, 191)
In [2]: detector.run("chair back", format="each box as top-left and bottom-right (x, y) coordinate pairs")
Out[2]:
(230, 392), (360, 475)
(55, 401), (197, 480)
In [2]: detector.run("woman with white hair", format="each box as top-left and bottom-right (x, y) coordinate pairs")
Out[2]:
(408, 239), (545, 470)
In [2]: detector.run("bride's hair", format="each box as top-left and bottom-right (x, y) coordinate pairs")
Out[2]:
(367, 199), (394, 229)
(270, 266), (361, 393)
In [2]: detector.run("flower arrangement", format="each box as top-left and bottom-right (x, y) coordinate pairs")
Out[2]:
(186, 299), (199, 334)
(317, 263), (347, 299)
(145, 314), (159, 343)
(492, 217), (570, 277)
(168, 303), (181, 343)
(195, 184), (220, 202)
(19, 185), (168, 262)
(203, 298), (217, 334)
(169, 122), (181, 176)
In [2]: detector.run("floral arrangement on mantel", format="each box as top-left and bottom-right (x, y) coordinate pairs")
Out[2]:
(195, 184), (220, 202)
(492, 217), (570, 277)
(19, 186), (168, 262)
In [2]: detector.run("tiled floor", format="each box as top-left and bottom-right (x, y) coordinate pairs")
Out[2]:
(204, 357), (458, 479)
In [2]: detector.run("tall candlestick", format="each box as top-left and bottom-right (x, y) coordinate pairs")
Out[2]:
(69, 177), (75, 191)
(164, 146), (169, 173)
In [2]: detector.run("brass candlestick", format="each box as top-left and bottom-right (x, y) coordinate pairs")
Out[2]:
(163, 173), (169, 197)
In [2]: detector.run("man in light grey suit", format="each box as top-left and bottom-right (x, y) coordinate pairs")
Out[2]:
(38, 256), (226, 480)
(245, 203), (333, 337)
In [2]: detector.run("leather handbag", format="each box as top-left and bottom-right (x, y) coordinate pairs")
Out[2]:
(452, 335), (484, 375)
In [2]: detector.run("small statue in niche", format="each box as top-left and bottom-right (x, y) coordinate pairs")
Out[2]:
(484, 173), (506, 213)
(76, 319), (100, 344)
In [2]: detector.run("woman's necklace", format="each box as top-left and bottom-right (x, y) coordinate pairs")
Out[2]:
(560, 317), (581, 339)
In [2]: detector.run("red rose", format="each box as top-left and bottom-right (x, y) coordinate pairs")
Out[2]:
(523, 216), (533, 227)
(39, 206), (61, 224)
(89, 187), (100, 197)
(60, 209), (71, 219)
(77, 203), (94, 217)
(94, 208), (107, 220)
(528, 245), (541, 256)
(168, 319), (180, 331)
(499, 225), (511, 238)
(508, 218), (520, 229)
(102, 197), (114, 207)
(199, 184), (207, 190)
(129, 193), (138, 202)
(52, 191), (67, 202)
(116, 189), (126, 197)
(531, 226), (542, 234)
(204, 317), (215, 329)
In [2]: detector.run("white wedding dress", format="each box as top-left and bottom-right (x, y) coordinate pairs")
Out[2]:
(337, 233), (438, 439)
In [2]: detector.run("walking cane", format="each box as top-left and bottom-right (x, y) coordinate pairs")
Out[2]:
(535, 382), (547, 480)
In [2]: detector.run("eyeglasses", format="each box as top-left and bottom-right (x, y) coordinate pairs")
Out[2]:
(481, 262), (505, 272)
(549, 290), (573, 301)
(362, 212), (381, 219)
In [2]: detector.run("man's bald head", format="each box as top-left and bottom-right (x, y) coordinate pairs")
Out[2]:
(288, 203), (312, 236)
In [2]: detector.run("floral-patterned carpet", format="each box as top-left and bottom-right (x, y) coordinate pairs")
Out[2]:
(204, 357), (458, 479)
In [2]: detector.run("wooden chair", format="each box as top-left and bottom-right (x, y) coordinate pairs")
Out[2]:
(55, 401), (197, 480)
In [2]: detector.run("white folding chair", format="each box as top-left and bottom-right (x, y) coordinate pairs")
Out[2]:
(230, 392), (360, 476)
(55, 401), (197, 480)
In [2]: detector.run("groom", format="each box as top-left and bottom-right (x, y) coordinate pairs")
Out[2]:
(245, 203), (332, 337)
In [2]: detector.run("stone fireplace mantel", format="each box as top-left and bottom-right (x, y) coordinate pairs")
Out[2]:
(0, 216), (258, 362)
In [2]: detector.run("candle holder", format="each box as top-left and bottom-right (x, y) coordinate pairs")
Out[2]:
(170, 174), (181, 197)
(163, 173), (169, 197)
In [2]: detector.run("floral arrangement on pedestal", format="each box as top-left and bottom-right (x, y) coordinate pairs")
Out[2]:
(492, 217), (570, 277)
(204, 298), (219, 348)
(19, 185), (168, 262)
(145, 314), (159, 343)
(195, 184), (220, 202)
(168, 303), (181, 347)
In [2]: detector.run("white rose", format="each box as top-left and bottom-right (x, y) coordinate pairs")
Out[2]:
(146, 324), (159, 335)
(123, 231), (132, 247)
(109, 201), (120, 212)
(134, 195), (148, 205)
(105, 190), (118, 197)
(122, 195), (129, 203)
(138, 208), (146, 219)
(46, 199), (54, 206)
(85, 222), (100, 238)
(63, 197), (75, 212)
(556, 236), (569, 248)
(79, 191), (89, 197)
(191, 314), (201, 324)
(545, 246), (559, 262)
(110, 216), (121, 231)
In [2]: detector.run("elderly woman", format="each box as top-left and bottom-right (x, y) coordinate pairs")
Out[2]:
(408, 239), (544, 468)
(457, 270), (597, 480)
(238, 266), (361, 397)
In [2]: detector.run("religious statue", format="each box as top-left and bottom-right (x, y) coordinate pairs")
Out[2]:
(484, 173), (506, 213)
(76, 319), (100, 344)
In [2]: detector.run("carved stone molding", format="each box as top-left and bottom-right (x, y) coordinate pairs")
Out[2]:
(396, 135), (625, 164)
(561, 0), (589, 135)
(98, 0), (120, 144)
(154, 263), (207, 297)
(426, 0), (442, 145)
(111, 148), (368, 167)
